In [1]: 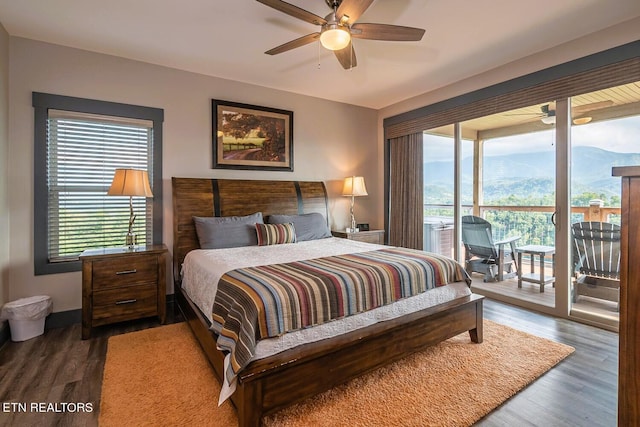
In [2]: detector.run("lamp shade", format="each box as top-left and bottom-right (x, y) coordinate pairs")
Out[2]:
(107, 169), (153, 197)
(342, 176), (368, 197)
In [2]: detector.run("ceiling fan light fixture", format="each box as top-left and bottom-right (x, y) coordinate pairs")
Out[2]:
(573, 116), (592, 125)
(320, 25), (351, 50)
(541, 115), (556, 125)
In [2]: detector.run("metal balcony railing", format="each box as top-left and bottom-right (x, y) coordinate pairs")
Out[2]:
(424, 204), (621, 249)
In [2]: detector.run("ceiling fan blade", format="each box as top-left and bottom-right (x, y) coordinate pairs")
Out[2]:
(265, 33), (320, 55)
(256, 0), (326, 25)
(336, 0), (374, 24)
(350, 23), (425, 41)
(572, 100), (613, 114)
(334, 42), (357, 69)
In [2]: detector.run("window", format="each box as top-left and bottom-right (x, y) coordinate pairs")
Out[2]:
(33, 93), (163, 275)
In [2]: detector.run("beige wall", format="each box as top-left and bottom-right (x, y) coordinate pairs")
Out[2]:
(7, 37), (378, 313)
(0, 23), (8, 316)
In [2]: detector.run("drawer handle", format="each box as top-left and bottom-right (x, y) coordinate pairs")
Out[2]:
(116, 269), (137, 275)
(115, 299), (137, 305)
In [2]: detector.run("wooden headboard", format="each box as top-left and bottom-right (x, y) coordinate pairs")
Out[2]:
(171, 177), (329, 283)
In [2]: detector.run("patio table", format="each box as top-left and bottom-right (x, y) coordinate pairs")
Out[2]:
(516, 245), (556, 292)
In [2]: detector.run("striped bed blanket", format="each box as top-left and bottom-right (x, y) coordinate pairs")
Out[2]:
(211, 247), (469, 384)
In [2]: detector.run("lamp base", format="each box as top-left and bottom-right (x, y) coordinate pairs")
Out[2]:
(125, 232), (137, 250)
(345, 227), (360, 233)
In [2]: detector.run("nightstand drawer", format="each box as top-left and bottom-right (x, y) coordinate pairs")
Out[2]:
(353, 233), (384, 244)
(92, 255), (158, 289)
(92, 284), (158, 325)
(332, 229), (385, 244)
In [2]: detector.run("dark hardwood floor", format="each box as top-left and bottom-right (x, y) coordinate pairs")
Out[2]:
(478, 301), (618, 427)
(0, 299), (617, 427)
(0, 305), (184, 427)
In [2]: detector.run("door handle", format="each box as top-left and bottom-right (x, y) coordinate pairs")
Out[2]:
(551, 212), (557, 226)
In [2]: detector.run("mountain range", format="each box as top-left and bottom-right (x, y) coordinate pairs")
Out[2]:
(424, 146), (640, 204)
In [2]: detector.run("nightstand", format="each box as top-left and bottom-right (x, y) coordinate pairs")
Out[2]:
(80, 244), (168, 339)
(332, 229), (385, 245)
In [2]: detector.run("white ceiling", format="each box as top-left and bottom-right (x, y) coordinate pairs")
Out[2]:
(1, 0), (639, 109)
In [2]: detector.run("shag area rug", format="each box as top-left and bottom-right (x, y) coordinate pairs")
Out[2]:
(99, 320), (574, 427)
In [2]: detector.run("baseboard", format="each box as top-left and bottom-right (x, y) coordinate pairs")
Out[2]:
(0, 310), (83, 342)
(42, 293), (176, 330)
(45, 309), (82, 329)
(0, 295), (177, 344)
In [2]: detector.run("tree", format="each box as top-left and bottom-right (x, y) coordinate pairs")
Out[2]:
(221, 112), (286, 161)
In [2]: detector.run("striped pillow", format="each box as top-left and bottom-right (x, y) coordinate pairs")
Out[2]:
(256, 223), (297, 246)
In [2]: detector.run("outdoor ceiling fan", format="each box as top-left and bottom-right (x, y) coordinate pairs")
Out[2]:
(507, 100), (614, 125)
(256, 0), (426, 69)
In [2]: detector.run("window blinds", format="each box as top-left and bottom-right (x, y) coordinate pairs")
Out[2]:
(46, 110), (154, 262)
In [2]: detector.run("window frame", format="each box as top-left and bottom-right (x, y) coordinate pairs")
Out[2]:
(33, 93), (164, 275)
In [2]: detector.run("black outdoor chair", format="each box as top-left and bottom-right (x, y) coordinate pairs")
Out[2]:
(461, 215), (520, 282)
(571, 221), (621, 310)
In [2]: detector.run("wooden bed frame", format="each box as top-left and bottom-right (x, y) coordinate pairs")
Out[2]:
(172, 177), (484, 427)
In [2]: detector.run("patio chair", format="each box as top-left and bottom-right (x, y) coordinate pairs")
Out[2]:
(571, 221), (621, 310)
(461, 215), (520, 282)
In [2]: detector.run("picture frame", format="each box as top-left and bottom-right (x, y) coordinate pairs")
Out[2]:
(212, 99), (293, 171)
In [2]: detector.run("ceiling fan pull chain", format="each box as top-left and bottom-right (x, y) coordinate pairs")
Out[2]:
(317, 40), (321, 69)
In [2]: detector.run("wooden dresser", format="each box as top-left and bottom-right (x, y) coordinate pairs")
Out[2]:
(80, 244), (168, 339)
(332, 229), (385, 244)
(612, 166), (640, 426)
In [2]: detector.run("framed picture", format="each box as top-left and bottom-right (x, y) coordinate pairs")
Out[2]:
(212, 99), (293, 171)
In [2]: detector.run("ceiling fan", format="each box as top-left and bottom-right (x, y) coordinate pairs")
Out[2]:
(256, 0), (426, 69)
(507, 100), (614, 125)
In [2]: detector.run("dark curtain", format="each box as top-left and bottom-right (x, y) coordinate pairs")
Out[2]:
(388, 132), (423, 249)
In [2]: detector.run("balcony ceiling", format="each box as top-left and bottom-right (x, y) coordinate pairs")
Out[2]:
(0, 0), (639, 109)
(428, 82), (640, 138)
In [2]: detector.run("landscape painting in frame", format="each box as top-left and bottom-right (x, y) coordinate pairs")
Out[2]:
(212, 100), (293, 171)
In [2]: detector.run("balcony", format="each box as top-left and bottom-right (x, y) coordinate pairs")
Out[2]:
(425, 202), (621, 325)
(468, 274), (619, 322)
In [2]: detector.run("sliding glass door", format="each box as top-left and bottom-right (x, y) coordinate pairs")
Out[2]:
(423, 125), (472, 259)
(568, 81), (640, 328)
(418, 83), (640, 328)
(454, 102), (558, 312)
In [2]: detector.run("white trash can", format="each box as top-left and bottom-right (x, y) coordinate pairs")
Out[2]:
(0, 295), (53, 341)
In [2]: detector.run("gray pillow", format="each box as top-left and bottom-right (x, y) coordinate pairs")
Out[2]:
(193, 212), (263, 249)
(267, 212), (331, 242)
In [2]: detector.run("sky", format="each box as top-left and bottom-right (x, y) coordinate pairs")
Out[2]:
(424, 115), (640, 161)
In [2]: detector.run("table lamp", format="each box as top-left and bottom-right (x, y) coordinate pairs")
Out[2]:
(342, 176), (368, 232)
(107, 168), (153, 248)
